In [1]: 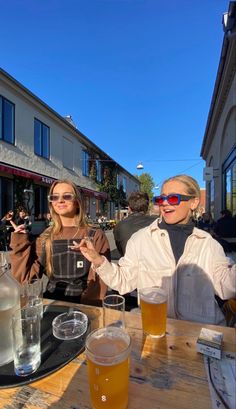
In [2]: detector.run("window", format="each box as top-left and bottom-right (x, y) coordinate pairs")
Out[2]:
(116, 173), (120, 189)
(96, 160), (102, 182)
(63, 137), (73, 170)
(34, 118), (50, 159)
(34, 185), (49, 220)
(0, 96), (15, 144)
(122, 176), (127, 193)
(82, 150), (90, 176)
(222, 147), (236, 215)
(208, 180), (215, 218)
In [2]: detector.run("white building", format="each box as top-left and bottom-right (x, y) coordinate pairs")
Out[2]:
(0, 68), (140, 231)
(201, 1), (236, 219)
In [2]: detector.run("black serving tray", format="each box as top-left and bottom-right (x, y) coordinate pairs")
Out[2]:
(0, 304), (91, 388)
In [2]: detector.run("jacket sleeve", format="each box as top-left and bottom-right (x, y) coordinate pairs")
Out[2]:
(95, 235), (139, 295)
(211, 238), (236, 300)
(80, 228), (111, 305)
(10, 232), (44, 283)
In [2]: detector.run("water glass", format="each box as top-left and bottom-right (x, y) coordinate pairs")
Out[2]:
(11, 305), (41, 376)
(103, 294), (125, 329)
(21, 278), (43, 318)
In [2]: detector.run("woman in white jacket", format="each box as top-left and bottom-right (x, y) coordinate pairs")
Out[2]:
(74, 174), (236, 325)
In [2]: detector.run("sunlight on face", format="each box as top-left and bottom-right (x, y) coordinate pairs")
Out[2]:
(160, 180), (199, 224)
(51, 183), (78, 218)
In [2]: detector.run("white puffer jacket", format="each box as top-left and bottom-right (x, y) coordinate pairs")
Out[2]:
(97, 221), (236, 325)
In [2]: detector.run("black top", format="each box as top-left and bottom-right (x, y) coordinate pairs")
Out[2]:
(159, 220), (194, 264)
(113, 212), (157, 256)
(213, 216), (236, 238)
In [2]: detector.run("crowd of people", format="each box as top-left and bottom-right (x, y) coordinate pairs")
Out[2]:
(2, 174), (235, 326)
(196, 208), (236, 253)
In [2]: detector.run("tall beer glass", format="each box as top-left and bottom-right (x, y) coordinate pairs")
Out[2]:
(85, 327), (131, 409)
(139, 287), (167, 338)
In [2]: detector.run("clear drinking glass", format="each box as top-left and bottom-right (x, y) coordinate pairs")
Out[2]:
(103, 294), (125, 329)
(21, 278), (43, 318)
(11, 305), (41, 376)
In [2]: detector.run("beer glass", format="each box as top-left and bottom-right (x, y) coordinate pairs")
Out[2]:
(139, 287), (167, 338)
(85, 326), (131, 409)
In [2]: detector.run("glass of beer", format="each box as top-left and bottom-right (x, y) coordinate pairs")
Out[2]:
(139, 287), (167, 338)
(85, 326), (131, 409)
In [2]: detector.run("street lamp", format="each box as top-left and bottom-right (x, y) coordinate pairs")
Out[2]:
(136, 162), (144, 170)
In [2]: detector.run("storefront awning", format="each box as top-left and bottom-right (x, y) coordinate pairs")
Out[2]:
(0, 163), (55, 184)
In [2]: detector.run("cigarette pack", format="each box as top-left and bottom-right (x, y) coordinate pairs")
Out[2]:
(196, 328), (223, 360)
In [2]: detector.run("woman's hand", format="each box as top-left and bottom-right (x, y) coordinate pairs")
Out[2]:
(11, 222), (28, 233)
(70, 238), (104, 266)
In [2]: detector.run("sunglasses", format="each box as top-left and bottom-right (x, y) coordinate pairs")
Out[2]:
(153, 194), (195, 206)
(48, 193), (76, 202)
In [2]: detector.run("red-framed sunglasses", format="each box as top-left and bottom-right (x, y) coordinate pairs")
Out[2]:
(153, 194), (195, 206)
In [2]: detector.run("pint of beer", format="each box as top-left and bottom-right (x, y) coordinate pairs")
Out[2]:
(139, 287), (167, 338)
(85, 327), (131, 409)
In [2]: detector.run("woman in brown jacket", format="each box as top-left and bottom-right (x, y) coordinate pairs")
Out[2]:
(10, 180), (111, 306)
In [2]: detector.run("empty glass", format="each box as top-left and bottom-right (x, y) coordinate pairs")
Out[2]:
(103, 294), (125, 329)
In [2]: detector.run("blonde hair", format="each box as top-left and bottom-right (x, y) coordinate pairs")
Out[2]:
(162, 174), (201, 220)
(41, 179), (87, 277)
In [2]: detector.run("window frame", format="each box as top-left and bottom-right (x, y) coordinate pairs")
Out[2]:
(82, 150), (90, 176)
(34, 118), (50, 159)
(222, 145), (236, 215)
(0, 95), (15, 144)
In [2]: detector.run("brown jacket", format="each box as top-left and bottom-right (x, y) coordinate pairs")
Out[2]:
(10, 226), (111, 305)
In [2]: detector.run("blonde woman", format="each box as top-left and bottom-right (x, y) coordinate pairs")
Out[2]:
(75, 174), (235, 324)
(10, 180), (111, 305)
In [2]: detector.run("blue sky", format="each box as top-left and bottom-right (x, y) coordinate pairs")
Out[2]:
(1, 0), (229, 189)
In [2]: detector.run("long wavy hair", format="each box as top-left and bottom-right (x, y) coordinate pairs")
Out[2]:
(41, 179), (87, 277)
(161, 174), (201, 221)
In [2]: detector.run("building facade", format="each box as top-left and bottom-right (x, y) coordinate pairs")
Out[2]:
(201, 1), (236, 220)
(0, 68), (140, 232)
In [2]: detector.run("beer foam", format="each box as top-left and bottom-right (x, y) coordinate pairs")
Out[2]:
(140, 289), (166, 304)
(89, 337), (128, 357)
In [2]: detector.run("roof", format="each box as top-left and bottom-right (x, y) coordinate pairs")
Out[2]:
(200, 1), (236, 158)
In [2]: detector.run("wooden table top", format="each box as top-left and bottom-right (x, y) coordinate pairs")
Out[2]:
(0, 299), (235, 409)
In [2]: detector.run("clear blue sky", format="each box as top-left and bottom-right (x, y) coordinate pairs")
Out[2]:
(1, 0), (229, 190)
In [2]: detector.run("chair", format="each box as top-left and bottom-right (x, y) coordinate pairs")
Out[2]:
(222, 299), (236, 327)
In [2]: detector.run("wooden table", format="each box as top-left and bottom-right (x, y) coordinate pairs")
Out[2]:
(0, 299), (235, 409)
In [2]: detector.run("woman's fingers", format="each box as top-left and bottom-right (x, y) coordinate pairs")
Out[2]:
(14, 224), (27, 233)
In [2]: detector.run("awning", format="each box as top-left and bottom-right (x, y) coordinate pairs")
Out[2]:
(0, 162), (108, 198)
(0, 162), (55, 184)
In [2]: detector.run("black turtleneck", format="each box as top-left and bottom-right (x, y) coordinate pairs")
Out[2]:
(159, 220), (194, 263)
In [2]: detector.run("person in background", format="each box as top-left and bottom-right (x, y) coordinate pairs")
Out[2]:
(10, 179), (111, 306)
(149, 203), (160, 217)
(113, 191), (157, 257)
(212, 209), (236, 254)
(75, 174), (236, 325)
(44, 212), (53, 228)
(213, 209), (236, 238)
(113, 191), (157, 309)
(11, 207), (32, 232)
(197, 211), (215, 234)
(0, 210), (15, 250)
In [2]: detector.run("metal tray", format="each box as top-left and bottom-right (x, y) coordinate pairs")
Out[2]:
(0, 304), (90, 388)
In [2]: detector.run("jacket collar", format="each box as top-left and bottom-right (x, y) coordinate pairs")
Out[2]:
(148, 218), (208, 239)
